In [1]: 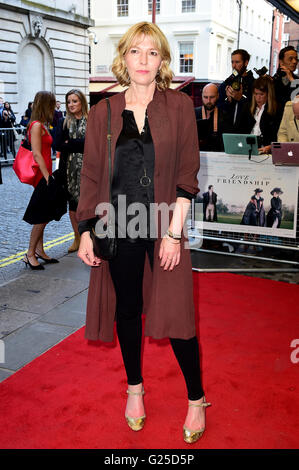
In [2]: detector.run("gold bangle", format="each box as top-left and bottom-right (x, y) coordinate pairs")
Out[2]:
(163, 234), (180, 244)
(166, 229), (181, 240)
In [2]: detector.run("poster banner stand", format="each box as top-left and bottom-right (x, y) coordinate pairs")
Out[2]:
(187, 152), (299, 272)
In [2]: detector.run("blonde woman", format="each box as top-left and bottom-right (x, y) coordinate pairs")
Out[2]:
(56, 89), (88, 252)
(23, 91), (61, 269)
(77, 22), (210, 444)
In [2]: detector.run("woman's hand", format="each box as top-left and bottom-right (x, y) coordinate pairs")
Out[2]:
(77, 231), (102, 267)
(159, 237), (181, 271)
(258, 145), (271, 154)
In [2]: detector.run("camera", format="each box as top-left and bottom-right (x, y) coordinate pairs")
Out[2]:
(229, 70), (242, 91)
(253, 66), (268, 77)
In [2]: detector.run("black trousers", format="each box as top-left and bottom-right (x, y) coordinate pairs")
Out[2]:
(108, 239), (204, 401)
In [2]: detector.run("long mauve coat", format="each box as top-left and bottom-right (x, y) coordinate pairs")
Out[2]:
(76, 87), (200, 342)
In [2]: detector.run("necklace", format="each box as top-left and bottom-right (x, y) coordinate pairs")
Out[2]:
(139, 114), (151, 188)
(140, 168), (151, 187)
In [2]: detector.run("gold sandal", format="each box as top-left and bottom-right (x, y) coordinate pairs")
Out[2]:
(183, 397), (211, 444)
(125, 387), (146, 432)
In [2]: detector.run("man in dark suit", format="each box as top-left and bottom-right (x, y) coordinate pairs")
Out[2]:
(202, 185), (218, 222)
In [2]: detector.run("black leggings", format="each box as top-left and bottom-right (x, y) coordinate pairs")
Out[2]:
(108, 239), (204, 401)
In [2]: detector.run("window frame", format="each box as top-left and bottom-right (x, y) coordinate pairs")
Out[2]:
(148, 0), (161, 15)
(179, 41), (194, 74)
(116, 0), (129, 17)
(182, 0), (196, 14)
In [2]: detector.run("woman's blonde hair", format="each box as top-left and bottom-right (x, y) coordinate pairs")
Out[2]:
(64, 89), (89, 129)
(111, 22), (173, 91)
(29, 91), (56, 126)
(251, 76), (277, 116)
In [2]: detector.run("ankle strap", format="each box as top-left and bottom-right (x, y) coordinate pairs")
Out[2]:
(188, 397), (211, 408)
(127, 388), (145, 396)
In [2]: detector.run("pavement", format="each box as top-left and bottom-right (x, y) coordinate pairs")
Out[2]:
(0, 251), (90, 382)
(0, 162), (298, 384)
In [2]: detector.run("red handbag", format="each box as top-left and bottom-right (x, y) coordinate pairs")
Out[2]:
(13, 123), (42, 187)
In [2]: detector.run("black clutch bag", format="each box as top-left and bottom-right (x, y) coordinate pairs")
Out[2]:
(90, 98), (117, 261)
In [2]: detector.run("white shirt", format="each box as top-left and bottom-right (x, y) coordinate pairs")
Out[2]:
(251, 104), (266, 136)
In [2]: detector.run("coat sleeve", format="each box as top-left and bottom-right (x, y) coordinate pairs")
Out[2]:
(76, 103), (104, 222)
(277, 103), (291, 143)
(176, 92), (200, 195)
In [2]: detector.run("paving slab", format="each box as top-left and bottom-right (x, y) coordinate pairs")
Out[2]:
(0, 368), (14, 381)
(0, 308), (39, 339)
(1, 320), (75, 371)
(37, 255), (91, 283)
(0, 273), (88, 315)
(40, 290), (87, 328)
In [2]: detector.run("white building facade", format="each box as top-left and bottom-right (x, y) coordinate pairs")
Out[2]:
(0, 0), (93, 118)
(90, 0), (274, 83)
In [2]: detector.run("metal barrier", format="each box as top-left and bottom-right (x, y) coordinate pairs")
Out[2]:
(0, 126), (26, 163)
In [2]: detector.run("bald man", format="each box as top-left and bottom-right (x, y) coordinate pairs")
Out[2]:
(195, 83), (231, 151)
(277, 97), (299, 142)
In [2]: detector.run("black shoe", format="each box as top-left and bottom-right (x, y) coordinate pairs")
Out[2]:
(35, 252), (59, 264)
(23, 254), (45, 270)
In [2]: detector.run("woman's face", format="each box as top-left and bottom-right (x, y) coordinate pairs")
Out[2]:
(124, 34), (162, 88)
(67, 94), (82, 115)
(4, 102), (9, 109)
(254, 89), (267, 108)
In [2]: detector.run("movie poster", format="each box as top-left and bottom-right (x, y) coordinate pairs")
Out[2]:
(194, 152), (299, 238)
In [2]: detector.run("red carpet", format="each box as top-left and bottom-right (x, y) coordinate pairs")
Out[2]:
(0, 273), (298, 449)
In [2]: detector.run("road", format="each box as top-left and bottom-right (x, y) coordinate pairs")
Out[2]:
(0, 164), (73, 284)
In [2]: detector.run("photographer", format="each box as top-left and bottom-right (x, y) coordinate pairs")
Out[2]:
(218, 49), (254, 129)
(273, 46), (299, 107)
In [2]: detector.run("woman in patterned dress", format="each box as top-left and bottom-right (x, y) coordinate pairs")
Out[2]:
(56, 89), (88, 252)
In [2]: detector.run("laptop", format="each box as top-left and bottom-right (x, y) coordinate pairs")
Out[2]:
(271, 142), (299, 166)
(222, 134), (259, 157)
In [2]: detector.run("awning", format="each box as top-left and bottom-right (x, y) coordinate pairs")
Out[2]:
(89, 76), (195, 94)
(268, 0), (299, 22)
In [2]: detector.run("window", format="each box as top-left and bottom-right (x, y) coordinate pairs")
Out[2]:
(182, 0), (196, 13)
(117, 0), (128, 17)
(148, 0), (160, 15)
(216, 44), (222, 71)
(179, 42), (193, 73)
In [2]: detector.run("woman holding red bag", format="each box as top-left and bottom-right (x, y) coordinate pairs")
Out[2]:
(22, 91), (64, 270)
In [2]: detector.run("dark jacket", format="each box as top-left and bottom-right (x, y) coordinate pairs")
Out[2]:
(241, 196), (266, 227)
(195, 106), (232, 151)
(266, 196), (282, 228)
(76, 88), (200, 342)
(202, 190), (217, 221)
(218, 70), (255, 129)
(273, 69), (299, 108)
(55, 117), (85, 185)
(236, 102), (281, 147)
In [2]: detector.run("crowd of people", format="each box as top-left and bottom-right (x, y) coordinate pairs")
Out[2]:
(196, 45), (299, 152)
(19, 88), (88, 268)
